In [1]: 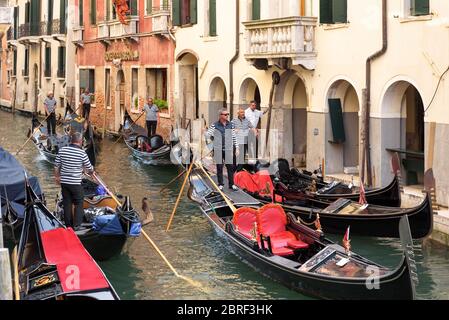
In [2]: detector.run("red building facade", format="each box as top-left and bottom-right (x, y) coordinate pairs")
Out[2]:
(74, 0), (175, 137)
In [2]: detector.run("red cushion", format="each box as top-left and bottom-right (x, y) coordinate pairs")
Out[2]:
(272, 247), (295, 257)
(257, 204), (288, 236)
(234, 171), (259, 193)
(233, 207), (258, 240)
(254, 171), (274, 197)
(287, 239), (309, 250)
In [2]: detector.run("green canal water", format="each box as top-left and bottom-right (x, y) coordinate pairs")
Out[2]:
(1, 109), (449, 300)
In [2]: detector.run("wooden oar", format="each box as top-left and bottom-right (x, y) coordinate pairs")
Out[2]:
(91, 172), (206, 292)
(12, 246), (19, 300)
(165, 161), (195, 232)
(114, 111), (146, 144)
(15, 113), (52, 156)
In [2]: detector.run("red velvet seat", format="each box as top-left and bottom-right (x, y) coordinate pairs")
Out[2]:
(234, 171), (259, 193)
(254, 171), (283, 202)
(257, 204), (309, 257)
(233, 207), (259, 240)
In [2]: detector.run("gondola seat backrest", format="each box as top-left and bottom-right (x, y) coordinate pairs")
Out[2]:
(257, 204), (309, 257)
(254, 171), (283, 202)
(234, 171), (259, 194)
(233, 207), (259, 240)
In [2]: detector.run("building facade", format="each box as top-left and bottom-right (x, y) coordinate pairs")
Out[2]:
(74, 0), (175, 138)
(173, 0), (449, 206)
(3, 0), (75, 117)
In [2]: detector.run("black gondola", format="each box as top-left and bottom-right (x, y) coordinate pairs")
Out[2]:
(15, 176), (119, 300)
(233, 170), (432, 239)
(187, 169), (418, 300)
(1, 147), (141, 261)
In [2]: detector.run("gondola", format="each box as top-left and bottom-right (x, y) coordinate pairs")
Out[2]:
(28, 114), (97, 166)
(1, 147), (141, 261)
(242, 158), (401, 208)
(187, 168), (417, 300)
(121, 111), (184, 165)
(233, 170), (432, 239)
(15, 176), (119, 300)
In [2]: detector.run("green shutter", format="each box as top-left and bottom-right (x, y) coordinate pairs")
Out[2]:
(25, 2), (29, 23)
(328, 99), (346, 143)
(58, 47), (65, 72)
(45, 47), (51, 77)
(332, 0), (347, 23)
(172, 0), (180, 26)
(252, 0), (260, 20)
(412, 0), (430, 16)
(24, 49), (29, 76)
(106, 0), (110, 20)
(80, 0), (84, 25)
(146, 0), (152, 14)
(320, 0), (332, 24)
(209, 0), (216, 36)
(60, 0), (67, 33)
(90, 0), (96, 25)
(190, 0), (197, 24)
(30, 0), (40, 35)
(13, 50), (17, 76)
(131, 0), (138, 15)
(13, 6), (18, 39)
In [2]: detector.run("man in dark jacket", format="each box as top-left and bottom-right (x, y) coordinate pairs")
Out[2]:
(205, 109), (239, 190)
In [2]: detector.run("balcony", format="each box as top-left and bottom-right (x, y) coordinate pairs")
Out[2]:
(108, 16), (139, 40)
(72, 26), (84, 47)
(243, 16), (318, 70)
(150, 5), (170, 36)
(98, 21), (110, 39)
(18, 23), (41, 44)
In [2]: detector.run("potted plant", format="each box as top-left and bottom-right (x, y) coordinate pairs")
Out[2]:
(154, 99), (169, 113)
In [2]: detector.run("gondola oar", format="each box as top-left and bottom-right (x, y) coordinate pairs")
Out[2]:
(114, 111), (146, 144)
(16, 113), (52, 156)
(91, 172), (207, 292)
(165, 160), (195, 232)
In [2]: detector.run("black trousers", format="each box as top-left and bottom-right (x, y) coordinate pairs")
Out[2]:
(83, 103), (91, 120)
(146, 120), (157, 137)
(216, 149), (236, 187)
(47, 112), (56, 136)
(236, 143), (248, 171)
(61, 183), (84, 228)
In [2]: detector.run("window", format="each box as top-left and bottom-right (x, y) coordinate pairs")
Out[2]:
(410, 0), (429, 16)
(252, 0), (260, 20)
(320, 0), (347, 24)
(145, 68), (167, 102)
(58, 46), (66, 78)
(47, 0), (53, 35)
(60, 0), (67, 33)
(44, 46), (51, 77)
(105, 69), (111, 108)
(129, 0), (138, 16)
(172, 0), (197, 26)
(24, 48), (29, 77)
(79, 69), (95, 96)
(13, 50), (17, 76)
(79, 0), (84, 26)
(146, 0), (152, 15)
(90, 0), (96, 25)
(209, 0), (216, 36)
(131, 68), (139, 111)
(13, 6), (19, 39)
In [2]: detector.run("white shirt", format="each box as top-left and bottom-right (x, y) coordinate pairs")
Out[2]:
(245, 107), (264, 128)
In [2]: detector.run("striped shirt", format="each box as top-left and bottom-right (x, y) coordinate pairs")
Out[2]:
(205, 121), (238, 151)
(55, 145), (93, 185)
(232, 117), (254, 144)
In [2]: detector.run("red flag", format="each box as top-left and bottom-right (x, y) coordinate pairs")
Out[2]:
(342, 226), (351, 255)
(359, 182), (367, 205)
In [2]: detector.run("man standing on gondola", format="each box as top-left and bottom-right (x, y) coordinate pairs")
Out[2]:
(205, 108), (239, 191)
(143, 97), (159, 137)
(44, 91), (57, 136)
(55, 132), (94, 230)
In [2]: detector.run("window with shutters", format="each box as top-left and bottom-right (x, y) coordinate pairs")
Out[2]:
(44, 45), (51, 78)
(90, 0), (96, 25)
(79, 69), (96, 101)
(24, 48), (29, 77)
(58, 46), (66, 78)
(172, 0), (197, 26)
(320, 0), (347, 24)
(409, 0), (430, 16)
(131, 68), (139, 111)
(79, 0), (84, 26)
(146, 0), (152, 15)
(60, 0), (67, 33)
(252, 0), (260, 20)
(209, 0), (216, 36)
(128, 0), (138, 16)
(13, 50), (17, 76)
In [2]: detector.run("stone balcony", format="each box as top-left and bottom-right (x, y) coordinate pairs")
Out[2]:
(72, 26), (84, 47)
(98, 21), (110, 39)
(109, 16), (139, 39)
(150, 6), (170, 36)
(243, 16), (318, 70)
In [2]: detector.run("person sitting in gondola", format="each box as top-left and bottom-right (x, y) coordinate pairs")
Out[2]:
(137, 137), (152, 153)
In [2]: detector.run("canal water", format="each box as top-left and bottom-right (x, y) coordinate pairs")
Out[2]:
(1, 109), (449, 300)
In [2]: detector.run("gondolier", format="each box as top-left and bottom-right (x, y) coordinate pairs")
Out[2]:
(245, 101), (267, 158)
(143, 98), (159, 137)
(54, 132), (95, 230)
(205, 108), (239, 191)
(81, 88), (94, 120)
(44, 91), (57, 136)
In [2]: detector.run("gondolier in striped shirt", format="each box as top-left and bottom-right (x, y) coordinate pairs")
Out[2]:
(205, 108), (239, 191)
(54, 132), (95, 229)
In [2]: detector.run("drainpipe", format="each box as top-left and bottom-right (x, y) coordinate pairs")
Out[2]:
(229, 0), (240, 116)
(361, 0), (387, 187)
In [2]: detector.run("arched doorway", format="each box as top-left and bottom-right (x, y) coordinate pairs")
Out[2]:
(273, 71), (308, 167)
(208, 77), (227, 124)
(380, 81), (425, 186)
(239, 77), (261, 112)
(325, 80), (360, 175)
(176, 51), (199, 129)
(115, 69), (125, 131)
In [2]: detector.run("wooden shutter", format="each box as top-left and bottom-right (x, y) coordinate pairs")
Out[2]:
(13, 6), (18, 39)
(328, 99), (346, 143)
(190, 0), (197, 24)
(172, 0), (181, 26)
(45, 46), (51, 77)
(24, 48), (29, 76)
(320, 0), (332, 24)
(80, 0), (84, 25)
(130, 0), (138, 15)
(332, 0), (347, 23)
(412, 0), (430, 16)
(146, 0), (152, 15)
(60, 0), (67, 33)
(25, 2), (30, 23)
(48, 0), (53, 23)
(252, 0), (260, 20)
(90, 0), (96, 25)
(58, 46), (65, 73)
(106, 0), (110, 20)
(209, 0), (216, 36)
(30, 0), (40, 35)
(13, 50), (17, 75)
